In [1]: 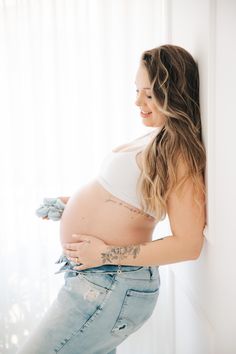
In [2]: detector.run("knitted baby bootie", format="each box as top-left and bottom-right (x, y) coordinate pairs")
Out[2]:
(35, 197), (66, 221)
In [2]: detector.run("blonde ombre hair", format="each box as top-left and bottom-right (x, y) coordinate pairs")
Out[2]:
(119, 44), (206, 222)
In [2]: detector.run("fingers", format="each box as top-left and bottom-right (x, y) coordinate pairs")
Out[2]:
(72, 234), (91, 243)
(64, 249), (79, 257)
(73, 264), (89, 271)
(63, 242), (83, 258)
(63, 242), (81, 251)
(58, 196), (69, 204)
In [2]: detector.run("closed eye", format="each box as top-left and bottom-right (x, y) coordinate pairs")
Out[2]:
(136, 90), (152, 99)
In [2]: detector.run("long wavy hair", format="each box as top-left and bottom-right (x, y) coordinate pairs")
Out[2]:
(125, 44), (206, 222)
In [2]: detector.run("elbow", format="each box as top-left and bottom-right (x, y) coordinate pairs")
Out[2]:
(190, 234), (205, 260)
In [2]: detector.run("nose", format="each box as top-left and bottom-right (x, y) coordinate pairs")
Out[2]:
(135, 92), (145, 107)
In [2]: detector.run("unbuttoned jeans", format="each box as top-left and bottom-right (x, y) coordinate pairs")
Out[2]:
(17, 254), (160, 354)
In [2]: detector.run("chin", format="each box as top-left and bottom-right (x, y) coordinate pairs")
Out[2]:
(143, 120), (155, 127)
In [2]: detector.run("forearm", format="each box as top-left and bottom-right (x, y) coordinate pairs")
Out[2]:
(101, 235), (204, 267)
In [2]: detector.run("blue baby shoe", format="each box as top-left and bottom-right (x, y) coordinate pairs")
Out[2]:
(35, 197), (66, 221)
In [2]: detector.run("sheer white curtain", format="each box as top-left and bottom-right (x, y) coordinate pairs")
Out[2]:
(0, 0), (169, 352)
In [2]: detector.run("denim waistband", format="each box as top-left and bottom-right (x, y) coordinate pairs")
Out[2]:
(54, 253), (159, 278)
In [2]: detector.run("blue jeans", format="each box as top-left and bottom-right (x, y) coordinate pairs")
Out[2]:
(17, 254), (160, 354)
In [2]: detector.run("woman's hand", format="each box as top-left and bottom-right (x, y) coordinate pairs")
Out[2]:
(63, 234), (110, 270)
(58, 196), (70, 204)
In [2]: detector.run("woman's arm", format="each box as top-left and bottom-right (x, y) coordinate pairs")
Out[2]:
(101, 234), (204, 267)
(102, 162), (206, 266)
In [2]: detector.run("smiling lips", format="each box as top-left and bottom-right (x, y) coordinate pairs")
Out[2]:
(140, 110), (152, 118)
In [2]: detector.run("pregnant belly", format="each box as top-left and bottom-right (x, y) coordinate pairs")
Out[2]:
(60, 179), (157, 246)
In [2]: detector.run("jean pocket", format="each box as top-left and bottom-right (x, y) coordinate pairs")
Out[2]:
(111, 287), (159, 337)
(72, 271), (116, 292)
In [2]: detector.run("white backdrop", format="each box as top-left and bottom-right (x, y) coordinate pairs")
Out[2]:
(0, 1), (173, 353)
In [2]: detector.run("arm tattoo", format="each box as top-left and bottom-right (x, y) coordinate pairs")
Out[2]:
(101, 243), (147, 264)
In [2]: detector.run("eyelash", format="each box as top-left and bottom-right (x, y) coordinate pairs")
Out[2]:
(136, 90), (152, 99)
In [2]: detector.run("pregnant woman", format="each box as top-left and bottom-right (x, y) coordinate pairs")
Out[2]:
(18, 44), (206, 354)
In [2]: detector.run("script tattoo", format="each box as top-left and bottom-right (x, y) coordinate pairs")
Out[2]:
(105, 197), (155, 220)
(101, 243), (147, 264)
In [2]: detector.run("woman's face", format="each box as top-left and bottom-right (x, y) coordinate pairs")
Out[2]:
(134, 64), (167, 128)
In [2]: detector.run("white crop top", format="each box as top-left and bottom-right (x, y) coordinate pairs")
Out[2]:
(96, 130), (157, 219)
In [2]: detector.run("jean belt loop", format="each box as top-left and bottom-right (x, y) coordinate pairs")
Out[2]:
(148, 266), (153, 279)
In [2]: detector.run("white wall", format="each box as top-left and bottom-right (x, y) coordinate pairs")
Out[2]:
(162, 0), (236, 353)
(213, 0), (236, 351)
